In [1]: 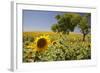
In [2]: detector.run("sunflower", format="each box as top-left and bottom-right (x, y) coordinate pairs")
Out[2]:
(52, 41), (57, 45)
(26, 43), (37, 51)
(35, 35), (50, 52)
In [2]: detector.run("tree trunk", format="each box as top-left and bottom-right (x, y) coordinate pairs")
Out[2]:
(83, 34), (86, 41)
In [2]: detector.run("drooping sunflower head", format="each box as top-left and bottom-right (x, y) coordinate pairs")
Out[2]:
(35, 35), (50, 52)
(52, 41), (57, 45)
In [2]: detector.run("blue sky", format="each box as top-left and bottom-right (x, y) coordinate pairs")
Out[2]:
(22, 10), (90, 32)
(23, 10), (62, 32)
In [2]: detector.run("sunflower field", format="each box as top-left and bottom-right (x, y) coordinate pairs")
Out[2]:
(23, 32), (91, 62)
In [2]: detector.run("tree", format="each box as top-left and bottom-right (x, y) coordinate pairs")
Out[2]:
(51, 13), (81, 34)
(79, 15), (90, 41)
(51, 24), (59, 32)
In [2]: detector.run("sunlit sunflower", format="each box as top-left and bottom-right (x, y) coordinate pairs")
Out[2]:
(26, 43), (37, 51)
(35, 35), (50, 52)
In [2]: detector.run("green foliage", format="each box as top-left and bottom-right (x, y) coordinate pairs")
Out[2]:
(51, 13), (82, 34)
(79, 16), (90, 34)
(51, 24), (59, 32)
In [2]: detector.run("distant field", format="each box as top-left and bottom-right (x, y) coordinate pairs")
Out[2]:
(23, 32), (91, 62)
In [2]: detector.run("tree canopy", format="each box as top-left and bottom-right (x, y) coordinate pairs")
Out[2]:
(51, 13), (82, 34)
